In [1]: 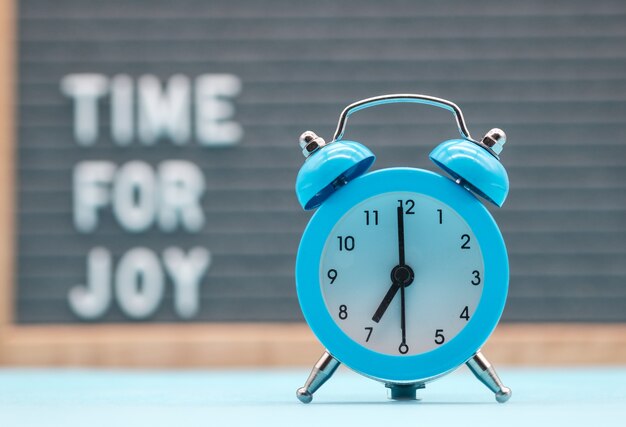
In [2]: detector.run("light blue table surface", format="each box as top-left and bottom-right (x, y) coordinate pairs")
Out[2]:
(1, 367), (625, 426)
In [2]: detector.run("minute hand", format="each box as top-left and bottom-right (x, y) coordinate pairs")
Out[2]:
(397, 205), (408, 353)
(397, 205), (405, 265)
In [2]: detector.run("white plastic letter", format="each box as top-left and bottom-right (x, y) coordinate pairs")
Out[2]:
(111, 74), (134, 145)
(73, 161), (116, 233)
(138, 74), (190, 145)
(61, 73), (109, 145)
(115, 248), (164, 319)
(158, 160), (206, 232)
(163, 247), (211, 318)
(68, 247), (112, 319)
(112, 161), (157, 232)
(195, 74), (242, 146)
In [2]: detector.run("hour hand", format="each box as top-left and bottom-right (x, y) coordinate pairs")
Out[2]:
(372, 282), (400, 323)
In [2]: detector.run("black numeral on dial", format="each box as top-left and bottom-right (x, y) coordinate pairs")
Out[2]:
(434, 329), (445, 345)
(337, 236), (355, 251)
(364, 210), (379, 225)
(338, 305), (348, 320)
(460, 306), (470, 321)
(327, 269), (337, 284)
(364, 327), (373, 342)
(397, 199), (415, 214)
(471, 270), (481, 285)
(461, 234), (471, 249)
(437, 208), (443, 224)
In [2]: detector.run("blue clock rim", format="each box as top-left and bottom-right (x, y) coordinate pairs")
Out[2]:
(296, 168), (509, 383)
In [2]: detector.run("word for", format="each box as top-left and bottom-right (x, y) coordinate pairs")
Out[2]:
(69, 246), (211, 320)
(61, 73), (242, 146)
(74, 160), (205, 233)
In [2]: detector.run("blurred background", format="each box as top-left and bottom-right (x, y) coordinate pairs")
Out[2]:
(0, 0), (625, 366)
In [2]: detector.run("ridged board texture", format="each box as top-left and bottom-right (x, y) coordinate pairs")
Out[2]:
(15, 0), (626, 323)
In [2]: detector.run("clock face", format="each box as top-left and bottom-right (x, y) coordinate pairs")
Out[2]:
(320, 191), (484, 356)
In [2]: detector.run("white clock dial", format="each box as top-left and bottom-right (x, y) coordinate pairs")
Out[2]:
(320, 191), (484, 356)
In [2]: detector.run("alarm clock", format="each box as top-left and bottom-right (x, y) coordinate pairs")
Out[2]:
(294, 94), (512, 403)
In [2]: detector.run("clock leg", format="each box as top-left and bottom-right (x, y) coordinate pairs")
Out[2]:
(296, 350), (341, 403)
(466, 350), (512, 403)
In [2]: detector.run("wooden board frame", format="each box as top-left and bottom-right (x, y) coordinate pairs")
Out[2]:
(0, 1), (625, 367)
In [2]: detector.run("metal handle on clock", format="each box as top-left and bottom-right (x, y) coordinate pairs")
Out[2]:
(332, 93), (476, 143)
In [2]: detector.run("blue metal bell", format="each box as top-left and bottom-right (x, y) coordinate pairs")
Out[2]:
(430, 130), (509, 207)
(296, 131), (375, 210)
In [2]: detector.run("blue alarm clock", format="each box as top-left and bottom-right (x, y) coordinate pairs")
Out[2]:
(294, 94), (512, 403)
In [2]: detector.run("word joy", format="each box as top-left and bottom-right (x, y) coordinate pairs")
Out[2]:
(69, 246), (211, 320)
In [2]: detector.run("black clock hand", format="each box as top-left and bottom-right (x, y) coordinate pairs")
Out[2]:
(397, 205), (405, 265)
(372, 282), (400, 323)
(399, 279), (407, 353)
(397, 204), (408, 353)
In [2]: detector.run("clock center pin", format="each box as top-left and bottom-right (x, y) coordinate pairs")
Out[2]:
(391, 264), (414, 287)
